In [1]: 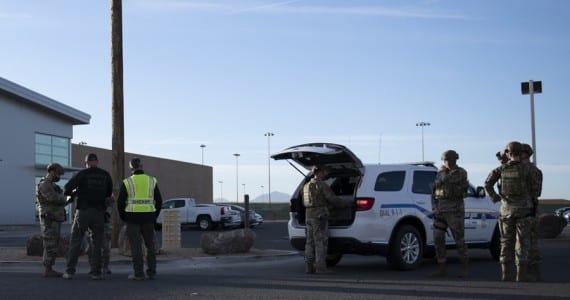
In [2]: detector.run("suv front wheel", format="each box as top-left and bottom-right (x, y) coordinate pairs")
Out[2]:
(387, 224), (423, 270)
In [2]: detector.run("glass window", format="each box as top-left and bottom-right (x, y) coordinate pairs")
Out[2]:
(35, 133), (70, 167)
(412, 171), (437, 194)
(175, 200), (186, 208)
(374, 171), (405, 192)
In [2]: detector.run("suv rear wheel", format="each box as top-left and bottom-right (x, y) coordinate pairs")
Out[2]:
(387, 225), (423, 270)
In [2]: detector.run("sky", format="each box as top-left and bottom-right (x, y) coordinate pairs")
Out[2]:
(1, 0), (569, 202)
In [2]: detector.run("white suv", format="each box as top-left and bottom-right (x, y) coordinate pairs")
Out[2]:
(272, 143), (500, 270)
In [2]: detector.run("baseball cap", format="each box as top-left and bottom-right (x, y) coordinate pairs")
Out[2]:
(85, 153), (98, 162)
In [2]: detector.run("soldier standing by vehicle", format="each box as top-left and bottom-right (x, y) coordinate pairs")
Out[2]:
(63, 153), (113, 280)
(117, 158), (162, 280)
(485, 141), (542, 282)
(303, 165), (350, 274)
(521, 143), (543, 281)
(36, 163), (67, 277)
(430, 150), (469, 278)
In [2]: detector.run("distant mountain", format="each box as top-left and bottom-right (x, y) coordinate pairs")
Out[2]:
(214, 191), (291, 203)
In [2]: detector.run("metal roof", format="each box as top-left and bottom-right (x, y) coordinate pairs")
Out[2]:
(0, 77), (90, 125)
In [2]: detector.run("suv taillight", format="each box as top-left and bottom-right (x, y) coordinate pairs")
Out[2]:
(356, 197), (374, 211)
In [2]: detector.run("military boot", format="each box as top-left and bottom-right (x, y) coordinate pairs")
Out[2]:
(305, 263), (316, 274)
(458, 259), (468, 278)
(429, 263), (447, 277)
(44, 266), (63, 278)
(501, 263), (512, 281)
(516, 264), (528, 282)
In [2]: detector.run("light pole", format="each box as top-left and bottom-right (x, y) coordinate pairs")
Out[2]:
(264, 132), (274, 206)
(200, 144), (206, 165)
(521, 80), (542, 165)
(233, 153), (240, 203)
(260, 185), (264, 201)
(242, 183), (246, 199)
(218, 181), (223, 202)
(415, 122), (430, 161)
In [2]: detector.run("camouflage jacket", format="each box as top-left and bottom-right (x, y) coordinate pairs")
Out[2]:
(431, 166), (468, 213)
(484, 160), (542, 211)
(36, 177), (67, 222)
(303, 178), (349, 219)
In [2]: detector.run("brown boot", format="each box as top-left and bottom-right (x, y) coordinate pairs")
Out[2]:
(44, 266), (63, 278)
(527, 264), (541, 282)
(501, 263), (512, 281)
(305, 263), (316, 274)
(429, 263), (447, 277)
(516, 264), (528, 282)
(458, 259), (468, 278)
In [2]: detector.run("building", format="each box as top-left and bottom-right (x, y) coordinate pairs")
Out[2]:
(0, 77), (212, 225)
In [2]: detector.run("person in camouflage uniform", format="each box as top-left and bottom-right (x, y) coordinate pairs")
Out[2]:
(430, 150), (469, 278)
(520, 143), (543, 281)
(303, 165), (350, 274)
(35, 163), (67, 277)
(485, 141), (542, 282)
(87, 195), (114, 275)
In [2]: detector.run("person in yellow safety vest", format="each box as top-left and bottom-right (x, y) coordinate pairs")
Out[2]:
(117, 158), (163, 280)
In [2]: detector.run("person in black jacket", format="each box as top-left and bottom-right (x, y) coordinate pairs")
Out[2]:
(117, 158), (162, 280)
(63, 153), (113, 280)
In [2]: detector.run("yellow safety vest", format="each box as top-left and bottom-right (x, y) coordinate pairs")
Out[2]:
(123, 174), (157, 213)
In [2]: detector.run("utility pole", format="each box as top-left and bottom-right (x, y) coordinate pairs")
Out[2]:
(110, 0), (125, 248)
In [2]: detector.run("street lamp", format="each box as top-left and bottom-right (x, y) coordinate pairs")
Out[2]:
(264, 132), (274, 206)
(415, 122), (430, 161)
(233, 153), (240, 203)
(218, 181), (223, 202)
(242, 183), (246, 198)
(200, 144), (206, 165)
(521, 80), (542, 165)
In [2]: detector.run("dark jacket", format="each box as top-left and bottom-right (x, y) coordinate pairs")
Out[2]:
(117, 170), (163, 224)
(64, 167), (113, 210)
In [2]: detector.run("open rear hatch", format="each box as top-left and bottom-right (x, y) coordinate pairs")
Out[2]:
(271, 143), (363, 226)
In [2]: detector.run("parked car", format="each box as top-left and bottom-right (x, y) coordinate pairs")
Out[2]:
(555, 207), (570, 224)
(226, 205), (264, 228)
(272, 142), (501, 270)
(156, 198), (241, 230)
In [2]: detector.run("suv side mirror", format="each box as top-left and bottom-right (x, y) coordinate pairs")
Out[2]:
(476, 186), (486, 198)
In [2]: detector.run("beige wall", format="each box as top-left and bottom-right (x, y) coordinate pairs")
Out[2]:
(71, 144), (213, 203)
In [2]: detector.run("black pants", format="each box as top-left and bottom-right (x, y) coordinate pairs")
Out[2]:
(66, 208), (104, 275)
(126, 223), (156, 277)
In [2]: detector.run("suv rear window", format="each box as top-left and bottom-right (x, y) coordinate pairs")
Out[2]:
(412, 171), (436, 194)
(374, 171), (405, 191)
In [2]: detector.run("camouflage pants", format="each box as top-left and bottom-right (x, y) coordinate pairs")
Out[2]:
(305, 216), (329, 269)
(433, 211), (467, 264)
(528, 217), (541, 266)
(87, 222), (112, 270)
(499, 211), (533, 265)
(39, 216), (62, 267)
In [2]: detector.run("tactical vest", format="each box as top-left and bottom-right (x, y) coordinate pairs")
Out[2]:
(123, 174), (157, 213)
(500, 163), (526, 198)
(303, 180), (326, 208)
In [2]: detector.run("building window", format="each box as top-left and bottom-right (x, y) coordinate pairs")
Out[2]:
(35, 133), (70, 166)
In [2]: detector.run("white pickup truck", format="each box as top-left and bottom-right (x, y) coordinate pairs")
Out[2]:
(155, 198), (241, 230)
